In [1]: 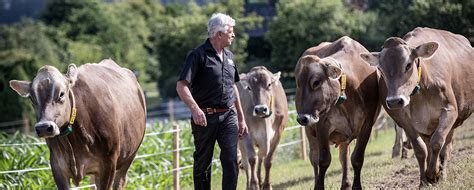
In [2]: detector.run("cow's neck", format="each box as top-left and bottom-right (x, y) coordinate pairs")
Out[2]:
(336, 74), (347, 105)
(46, 135), (80, 180)
(58, 88), (77, 137)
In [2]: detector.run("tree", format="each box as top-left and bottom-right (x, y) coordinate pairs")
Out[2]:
(0, 20), (65, 128)
(149, 0), (262, 97)
(41, 0), (152, 83)
(266, 0), (373, 86)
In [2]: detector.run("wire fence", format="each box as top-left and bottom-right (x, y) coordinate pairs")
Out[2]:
(0, 109), (307, 189)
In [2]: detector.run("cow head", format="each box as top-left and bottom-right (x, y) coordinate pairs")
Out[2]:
(240, 66), (280, 118)
(360, 37), (438, 109)
(295, 55), (342, 126)
(10, 64), (78, 138)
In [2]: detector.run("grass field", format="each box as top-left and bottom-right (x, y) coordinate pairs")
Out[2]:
(193, 118), (474, 189)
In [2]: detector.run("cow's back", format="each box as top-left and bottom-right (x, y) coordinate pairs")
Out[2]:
(404, 27), (474, 124)
(75, 59), (146, 163)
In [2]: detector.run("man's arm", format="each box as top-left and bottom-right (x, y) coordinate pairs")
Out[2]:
(233, 84), (248, 138)
(176, 80), (207, 126)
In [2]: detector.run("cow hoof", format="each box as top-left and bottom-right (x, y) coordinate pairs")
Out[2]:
(419, 180), (432, 188)
(426, 171), (441, 184)
(262, 183), (272, 190)
(249, 181), (260, 190)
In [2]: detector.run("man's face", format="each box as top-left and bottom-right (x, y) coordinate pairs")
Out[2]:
(220, 26), (235, 47)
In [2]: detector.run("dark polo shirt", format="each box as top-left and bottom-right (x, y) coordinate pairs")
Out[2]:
(179, 39), (240, 109)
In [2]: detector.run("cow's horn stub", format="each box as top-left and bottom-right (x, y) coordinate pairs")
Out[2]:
(383, 37), (407, 49)
(300, 55), (320, 64)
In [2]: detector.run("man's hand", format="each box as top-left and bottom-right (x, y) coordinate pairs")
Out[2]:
(238, 121), (248, 139)
(191, 108), (207, 126)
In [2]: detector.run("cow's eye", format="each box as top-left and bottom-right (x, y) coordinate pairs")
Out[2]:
(311, 80), (321, 89)
(246, 86), (252, 91)
(405, 63), (412, 72)
(267, 83), (272, 89)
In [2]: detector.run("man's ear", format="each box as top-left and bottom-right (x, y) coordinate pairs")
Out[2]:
(414, 42), (438, 59)
(66, 64), (78, 86)
(360, 52), (380, 66)
(271, 71), (281, 85)
(9, 80), (31, 97)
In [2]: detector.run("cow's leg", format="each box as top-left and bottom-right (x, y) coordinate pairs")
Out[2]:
(97, 155), (118, 190)
(113, 157), (135, 190)
(50, 152), (70, 190)
(257, 155), (263, 187)
(262, 135), (282, 190)
(402, 125), (429, 187)
(392, 124), (403, 158)
(339, 143), (351, 190)
(439, 129), (454, 181)
(305, 126), (320, 188)
(401, 133), (411, 159)
(316, 125), (331, 190)
(351, 120), (374, 190)
(241, 135), (259, 190)
(426, 107), (456, 184)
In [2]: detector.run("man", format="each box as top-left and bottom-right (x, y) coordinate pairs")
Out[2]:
(176, 13), (248, 190)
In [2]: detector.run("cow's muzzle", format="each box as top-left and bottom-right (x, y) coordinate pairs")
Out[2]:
(253, 105), (271, 117)
(296, 114), (319, 126)
(386, 95), (409, 109)
(35, 121), (60, 138)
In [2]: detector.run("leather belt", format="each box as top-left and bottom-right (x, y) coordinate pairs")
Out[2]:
(201, 107), (229, 114)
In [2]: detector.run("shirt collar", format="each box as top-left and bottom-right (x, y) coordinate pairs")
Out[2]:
(204, 38), (230, 56)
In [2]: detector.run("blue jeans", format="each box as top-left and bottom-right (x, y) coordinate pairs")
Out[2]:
(192, 108), (239, 190)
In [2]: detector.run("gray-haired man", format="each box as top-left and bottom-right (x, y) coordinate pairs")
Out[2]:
(176, 13), (248, 190)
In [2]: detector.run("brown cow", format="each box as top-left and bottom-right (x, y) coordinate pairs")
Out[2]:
(236, 66), (288, 190)
(9, 59), (146, 190)
(360, 27), (474, 186)
(295, 36), (380, 189)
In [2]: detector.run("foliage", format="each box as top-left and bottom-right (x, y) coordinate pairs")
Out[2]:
(397, 0), (473, 38)
(41, 0), (152, 83)
(265, 0), (373, 81)
(0, 19), (65, 126)
(150, 0), (262, 97)
(366, 0), (474, 49)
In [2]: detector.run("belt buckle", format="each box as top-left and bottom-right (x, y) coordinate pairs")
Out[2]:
(206, 108), (215, 114)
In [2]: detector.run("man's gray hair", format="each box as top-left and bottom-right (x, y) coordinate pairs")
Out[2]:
(207, 13), (235, 38)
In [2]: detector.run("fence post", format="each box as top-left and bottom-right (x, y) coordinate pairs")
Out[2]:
(169, 100), (175, 122)
(173, 123), (180, 190)
(22, 112), (29, 134)
(299, 126), (307, 160)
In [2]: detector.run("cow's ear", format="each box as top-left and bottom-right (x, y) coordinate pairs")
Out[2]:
(66, 64), (78, 86)
(9, 80), (31, 97)
(325, 63), (342, 80)
(272, 72), (281, 85)
(415, 42), (438, 59)
(360, 52), (379, 66)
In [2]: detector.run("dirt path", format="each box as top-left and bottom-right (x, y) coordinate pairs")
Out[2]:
(377, 126), (474, 189)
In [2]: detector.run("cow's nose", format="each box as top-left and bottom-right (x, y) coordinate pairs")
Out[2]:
(35, 123), (54, 137)
(386, 96), (407, 109)
(254, 106), (268, 114)
(254, 105), (269, 116)
(297, 115), (309, 126)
